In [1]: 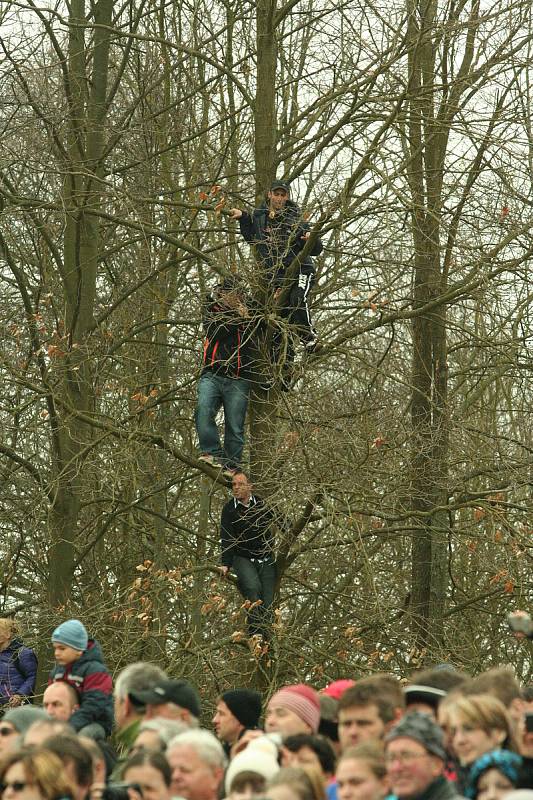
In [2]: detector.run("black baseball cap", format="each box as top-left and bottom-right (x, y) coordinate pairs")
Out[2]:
(270, 180), (290, 194)
(129, 679), (201, 717)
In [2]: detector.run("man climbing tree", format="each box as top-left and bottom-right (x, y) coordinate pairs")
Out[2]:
(229, 180), (323, 387)
(219, 471), (283, 642)
(195, 277), (256, 476)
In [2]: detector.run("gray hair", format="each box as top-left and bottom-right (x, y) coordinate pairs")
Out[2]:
(167, 729), (227, 770)
(114, 662), (167, 700)
(138, 718), (189, 747)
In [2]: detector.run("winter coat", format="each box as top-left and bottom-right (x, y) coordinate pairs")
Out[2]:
(0, 639), (37, 703)
(238, 200), (323, 287)
(201, 293), (257, 380)
(48, 638), (114, 735)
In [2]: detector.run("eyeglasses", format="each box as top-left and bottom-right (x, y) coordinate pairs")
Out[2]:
(385, 752), (430, 765)
(0, 728), (15, 737)
(0, 782), (27, 793)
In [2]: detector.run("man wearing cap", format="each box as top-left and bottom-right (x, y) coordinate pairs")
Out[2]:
(385, 711), (463, 800)
(129, 678), (201, 726)
(265, 684), (321, 738)
(230, 181), (323, 372)
(48, 619), (113, 739)
(212, 689), (262, 755)
(195, 276), (256, 476)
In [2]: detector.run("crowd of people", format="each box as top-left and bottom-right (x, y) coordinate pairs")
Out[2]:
(0, 616), (532, 800)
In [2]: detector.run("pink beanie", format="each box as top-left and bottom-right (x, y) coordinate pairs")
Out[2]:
(322, 679), (356, 700)
(268, 683), (320, 733)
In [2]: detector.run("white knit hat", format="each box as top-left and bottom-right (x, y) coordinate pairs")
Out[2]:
(224, 736), (280, 794)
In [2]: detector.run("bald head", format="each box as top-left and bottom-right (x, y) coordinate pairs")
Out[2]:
(43, 682), (80, 721)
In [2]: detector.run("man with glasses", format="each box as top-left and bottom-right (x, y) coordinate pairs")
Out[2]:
(385, 712), (462, 800)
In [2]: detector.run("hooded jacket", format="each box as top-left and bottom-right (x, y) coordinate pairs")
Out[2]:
(238, 200), (323, 287)
(48, 638), (114, 735)
(201, 292), (257, 380)
(0, 639), (37, 703)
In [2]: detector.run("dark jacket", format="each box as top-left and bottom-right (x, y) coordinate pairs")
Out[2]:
(201, 293), (256, 380)
(238, 200), (323, 287)
(220, 496), (277, 566)
(411, 776), (465, 800)
(48, 639), (114, 735)
(0, 639), (38, 703)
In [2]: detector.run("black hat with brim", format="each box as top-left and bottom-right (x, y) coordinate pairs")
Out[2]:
(270, 180), (290, 193)
(129, 679), (201, 717)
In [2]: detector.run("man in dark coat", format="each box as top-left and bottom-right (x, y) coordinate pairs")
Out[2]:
(230, 180), (323, 364)
(219, 471), (283, 639)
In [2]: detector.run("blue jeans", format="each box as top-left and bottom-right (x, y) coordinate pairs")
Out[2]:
(195, 372), (250, 467)
(233, 555), (276, 637)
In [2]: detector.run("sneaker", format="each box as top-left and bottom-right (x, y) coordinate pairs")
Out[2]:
(304, 337), (320, 355)
(198, 453), (223, 468)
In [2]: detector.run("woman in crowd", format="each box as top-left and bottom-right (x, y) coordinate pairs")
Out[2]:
(443, 695), (519, 791)
(465, 749), (523, 800)
(121, 750), (172, 800)
(335, 743), (389, 800)
(0, 620), (37, 709)
(0, 748), (74, 800)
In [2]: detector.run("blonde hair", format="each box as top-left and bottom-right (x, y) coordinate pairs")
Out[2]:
(0, 747), (74, 800)
(268, 766), (325, 800)
(447, 693), (519, 751)
(0, 619), (18, 640)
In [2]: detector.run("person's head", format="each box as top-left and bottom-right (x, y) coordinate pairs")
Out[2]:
(465, 750), (523, 800)
(23, 721), (73, 748)
(403, 666), (467, 720)
(384, 711), (448, 800)
(321, 681), (356, 701)
(129, 679), (201, 726)
(266, 766), (324, 800)
(224, 736), (280, 797)
(0, 619), (18, 650)
(318, 695), (339, 752)
(122, 750), (171, 800)
(78, 737), (109, 786)
(0, 747), (74, 800)
(231, 472), (252, 504)
(282, 734), (336, 780)
(130, 718), (188, 754)
(213, 690), (262, 745)
(446, 694), (517, 766)
(42, 735), (93, 800)
(267, 181), (290, 211)
(336, 743), (389, 800)
(1, 709), (50, 754)
(114, 662), (167, 730)
(51, 620), (88, 666)
(338, 676), (405, 751)
(166, 730), (226, 800)
(463, 669), (524, 732)
(43, 683), (80, 722)
(266, 685), (321, 737)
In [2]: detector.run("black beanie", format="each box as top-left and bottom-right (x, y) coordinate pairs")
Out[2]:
(222, 689), (262, 729)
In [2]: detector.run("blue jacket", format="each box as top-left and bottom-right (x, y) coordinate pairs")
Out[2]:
(0, 639), (38, 703)
(238, 200), (323, 287)
(48, 638), (114, 735)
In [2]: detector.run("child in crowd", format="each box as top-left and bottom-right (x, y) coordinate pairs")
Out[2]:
(48, 619), (114, 739)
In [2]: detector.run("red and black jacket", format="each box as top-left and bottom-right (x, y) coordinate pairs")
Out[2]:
(201, 294), (254, 379)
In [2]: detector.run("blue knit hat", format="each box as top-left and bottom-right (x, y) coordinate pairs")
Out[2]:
(465, 750), (522, 798)
(52, 619), (88, 651)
